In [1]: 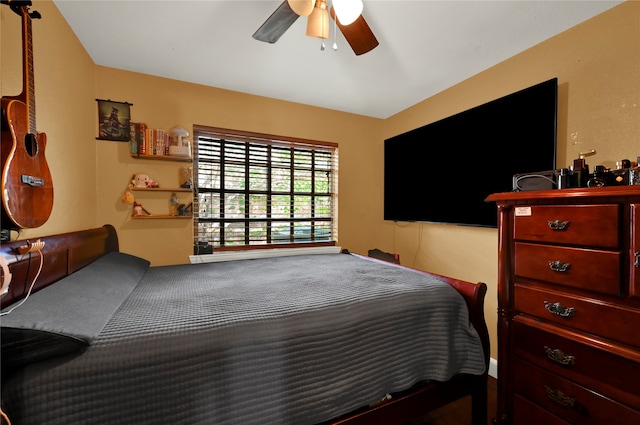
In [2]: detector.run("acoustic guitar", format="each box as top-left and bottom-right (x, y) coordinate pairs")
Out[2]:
(1, 0), (53, 230)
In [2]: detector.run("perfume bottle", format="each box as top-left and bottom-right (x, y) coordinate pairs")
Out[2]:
(609, 159), (631, 185)
(631, 156), (640, 185)
(587, 165), (607, 188)
(556, 168), (570, 189)
(571, 157), (589, 188)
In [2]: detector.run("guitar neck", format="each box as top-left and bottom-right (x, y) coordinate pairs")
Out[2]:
(6, 1), (40, 135)
(23, 5), (39, 135)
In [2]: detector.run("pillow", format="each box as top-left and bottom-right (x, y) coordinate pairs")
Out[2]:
(1, 251), (149, 368)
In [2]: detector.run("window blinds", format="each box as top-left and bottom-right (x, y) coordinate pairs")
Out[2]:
(193, 126), (337, 250)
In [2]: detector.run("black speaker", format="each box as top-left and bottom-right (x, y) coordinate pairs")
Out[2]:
(194, 241), (213, 255)
(512, 170), (556, 191)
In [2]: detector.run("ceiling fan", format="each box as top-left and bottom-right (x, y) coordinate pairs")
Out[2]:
(252, 0), (379, 56)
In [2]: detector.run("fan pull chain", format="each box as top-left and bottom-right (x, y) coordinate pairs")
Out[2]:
(321, 4), (327, 51)
(320, 12), (325, 50)
(332, 13), (338, 51)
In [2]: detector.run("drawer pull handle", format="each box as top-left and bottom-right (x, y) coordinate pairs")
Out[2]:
(548, 220), (570, 230)
(544, 301), (576, 318)
(548, 260), (571, 273)
(544, 385), (575, 407)
(635, 251), (639, 268)
(544, 346), (576, 365)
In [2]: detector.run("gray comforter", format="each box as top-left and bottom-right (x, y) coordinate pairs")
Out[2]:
(2, 253), (485, 425)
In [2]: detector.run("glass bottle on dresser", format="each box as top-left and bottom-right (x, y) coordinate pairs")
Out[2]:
(630, 157), (640, 185)
(587, 165), (608, 188)
(609, 159), (631, 185)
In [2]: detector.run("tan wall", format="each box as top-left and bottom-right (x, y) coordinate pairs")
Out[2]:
(93, 68), (383, 264)
(376, 1), (639, 360)
(2, 0), (639, 361)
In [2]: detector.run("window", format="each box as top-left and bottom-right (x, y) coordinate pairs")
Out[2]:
(192, 125), (338, 253)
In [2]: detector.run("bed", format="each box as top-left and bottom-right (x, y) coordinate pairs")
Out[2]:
(0, 225), (489, 425)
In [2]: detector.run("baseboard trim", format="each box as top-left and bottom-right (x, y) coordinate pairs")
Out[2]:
(489, 357), (498, 379)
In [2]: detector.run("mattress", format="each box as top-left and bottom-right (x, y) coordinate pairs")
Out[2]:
(1, 253), (486, 425)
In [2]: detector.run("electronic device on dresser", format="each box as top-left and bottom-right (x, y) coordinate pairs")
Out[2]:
(486, 186), (640, 425)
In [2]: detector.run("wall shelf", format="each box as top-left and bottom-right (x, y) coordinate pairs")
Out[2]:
(131, 215), (192, 219)
(131, 187), (192, 192)
(130, 154), (192, 162)
(129, 134), (193, 220)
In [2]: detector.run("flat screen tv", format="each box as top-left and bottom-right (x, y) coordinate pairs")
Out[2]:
(384, 77), (557, 228)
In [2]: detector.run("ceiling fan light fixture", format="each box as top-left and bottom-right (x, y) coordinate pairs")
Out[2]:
(332, 0), (363, 26)
(287, 0), (315, 17)
(305, 0), (329, 39)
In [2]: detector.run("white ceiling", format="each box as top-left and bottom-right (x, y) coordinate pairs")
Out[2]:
(52, 0), (622, 119)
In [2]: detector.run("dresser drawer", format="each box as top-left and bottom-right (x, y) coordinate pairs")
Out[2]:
(632, 203), (640, 300)
(513, 395), (571, 425)
(512, 318), (640, 410)
(513, 204), (619, 248)
(514, 242), (622, 296)
(513, 358), (640, 424)
(514, 284), (640, 348)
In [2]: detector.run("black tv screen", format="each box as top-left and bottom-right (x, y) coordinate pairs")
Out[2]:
(384, 78), (557, 227)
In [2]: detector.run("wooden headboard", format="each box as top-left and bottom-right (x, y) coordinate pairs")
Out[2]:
(0, 225), (119, 308)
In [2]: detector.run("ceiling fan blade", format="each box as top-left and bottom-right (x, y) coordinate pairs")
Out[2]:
(331, 7), (378, 56)
(253, 1), (300, 44)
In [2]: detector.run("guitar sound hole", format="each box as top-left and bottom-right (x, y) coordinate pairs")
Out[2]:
(24, 133), (38, 157)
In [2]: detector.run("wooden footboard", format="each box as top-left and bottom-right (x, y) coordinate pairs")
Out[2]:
(0, 226), (489, 425)
(328, 259), (490, 425)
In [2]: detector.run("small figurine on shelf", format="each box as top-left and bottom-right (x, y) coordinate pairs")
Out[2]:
(132, 173), (150, 188)
(178, 202), (193, 216)
(169, 192), (180, 216)
(132, 202), (151, 217)
(169, 126), (192, 157)
(121, 186), (135, 204)
(132, 173), (160, 188)
(179, 167), (193, 189)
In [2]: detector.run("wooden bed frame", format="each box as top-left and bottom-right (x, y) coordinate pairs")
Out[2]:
(0, 225), (490, 425)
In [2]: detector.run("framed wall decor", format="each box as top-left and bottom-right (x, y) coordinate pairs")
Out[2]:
(96, 99), (132, 141)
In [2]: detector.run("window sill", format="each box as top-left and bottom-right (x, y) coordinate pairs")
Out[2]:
(189, 245), (342, 264)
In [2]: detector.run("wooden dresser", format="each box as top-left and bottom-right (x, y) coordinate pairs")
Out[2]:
(486, 186), (640, 425)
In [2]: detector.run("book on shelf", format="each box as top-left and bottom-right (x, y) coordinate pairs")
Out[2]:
(141, 128), (170, 156)
(129, 122), (138, 154)
(137, 122), (148, 155)
(130, 124), (176, 158)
